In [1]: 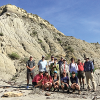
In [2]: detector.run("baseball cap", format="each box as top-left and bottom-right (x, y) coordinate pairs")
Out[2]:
(51, 55), (54, 58)
(63, 59), (66, 61)
(61, 57), (63, 59)
(54, 58), (57, 60)
(42, 55), (45, 58)
(54, 71), (57, 74)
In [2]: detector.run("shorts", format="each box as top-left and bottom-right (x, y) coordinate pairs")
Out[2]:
(32, 82), (37, 86)
(77, 71), (85, 79)
(70, 73), (78, 77)
(27, 72), (35, 80)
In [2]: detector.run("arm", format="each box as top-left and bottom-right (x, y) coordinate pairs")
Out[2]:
(26, 61), (30, 69)
(56, 64), (59, 71)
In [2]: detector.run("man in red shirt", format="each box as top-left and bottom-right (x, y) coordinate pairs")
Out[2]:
(32, 71), (43, 88)
(77, 59), (85, 89)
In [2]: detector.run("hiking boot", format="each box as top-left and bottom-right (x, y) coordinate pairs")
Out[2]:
(26, 86), (29, 89)
(67, 89), (70, 93)
(72, 89), (75, 93)
(78, 90), (81, 95)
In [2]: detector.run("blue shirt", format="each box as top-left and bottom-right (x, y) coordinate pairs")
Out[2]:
(38, 60), (47, 71)
(58, 60), (63, 69)
(84, 61), (94, 72)
(70, 76), (78, 84)
(61, 76), (69, 84)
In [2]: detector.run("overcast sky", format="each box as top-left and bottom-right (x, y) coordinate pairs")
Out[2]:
(0, 0), (100, 43)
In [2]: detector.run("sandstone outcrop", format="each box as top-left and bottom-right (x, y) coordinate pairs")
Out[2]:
(0, 4), (100, 81)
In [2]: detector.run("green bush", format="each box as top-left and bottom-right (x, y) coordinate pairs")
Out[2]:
(65, 46), (74, 53)
(8, 52), (20, 60)
(30, 31), (37, 37)
(45, 54), (51, 60)
(0, 33), (4, 36)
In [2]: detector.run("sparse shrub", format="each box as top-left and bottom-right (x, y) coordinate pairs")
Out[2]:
(0, 33), (4, 36)
(65, 46), (74, 53)
(38, 39), (42, 43)
(30, 30), (37, 37)
(45, 54), (51, 60)
(8, 52), (20, 60)
(20, 57), (29, 63)
(59, 41), (62, 44)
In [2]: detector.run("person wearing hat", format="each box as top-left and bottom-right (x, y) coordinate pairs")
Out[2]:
(77, 59), (85, 89)
(52, 71), (59, 91)
(69, 58), (78, 77)
(61, 71), (70, 93)
(58, 57), (64, 69)
(38, 55), (47, 73)
(42, 71), (52, 91)
(84, 57), (96, 92)
(50, 58), (59, 76)
(48, 55), (54, 76)
(32, 71), (43, 88)
(70, 71), (81, 95)
(60, 59), (69, 78)
(26, 56), (35, 89)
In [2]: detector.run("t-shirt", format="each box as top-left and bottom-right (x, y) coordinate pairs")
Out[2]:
(61, 76), (69, 84)
(42, 76), (52, 85)
(69, 63), (78, 73)
(48, 60), (54, 66)
(70, 76), (78, 84)
(32, 74), (43, 83)
(77, 63), (84, 71)
(38, 60), (47, 71)
(26, 60), (35, 73)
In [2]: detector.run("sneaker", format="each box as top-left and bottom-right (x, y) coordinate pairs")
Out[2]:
(78, 90), (81, 95)
(26, 86), (29, 89)
(67, 89), (70, 93)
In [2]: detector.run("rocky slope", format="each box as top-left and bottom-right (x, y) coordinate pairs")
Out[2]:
(0, 4), (100, 81)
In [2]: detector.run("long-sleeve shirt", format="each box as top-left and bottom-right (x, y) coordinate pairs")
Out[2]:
(69, 63), (78, 73)
(50, 63), (59, 75)
(42, 76), (52, 85)
(60, 64), (69, 74)
(32, 74), (43, 83)
(84, 61), (94, 72)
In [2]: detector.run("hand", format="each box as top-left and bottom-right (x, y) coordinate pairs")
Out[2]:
(65, 83), (69, 87)
(30, 68), (33, 71)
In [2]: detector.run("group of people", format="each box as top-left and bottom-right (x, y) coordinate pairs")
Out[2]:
(26, 55), (96, 94)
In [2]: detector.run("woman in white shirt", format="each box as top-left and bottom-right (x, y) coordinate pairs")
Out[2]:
(69, 58), (78, 76)
(60, 59), (69, 77)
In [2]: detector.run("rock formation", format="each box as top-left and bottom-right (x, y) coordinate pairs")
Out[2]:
(0, 4), (100, 81)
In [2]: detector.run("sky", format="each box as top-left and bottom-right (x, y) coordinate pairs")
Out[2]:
(0, 0), (100, 43)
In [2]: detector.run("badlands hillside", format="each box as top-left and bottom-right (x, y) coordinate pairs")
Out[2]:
(0, 4), (100, 81)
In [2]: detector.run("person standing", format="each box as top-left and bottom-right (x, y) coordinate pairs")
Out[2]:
(26, 56), (35, 89)
(69, 58), (78, 77)
(60, 59), (69, 78)
(38, 55), (47, 73)
(84, 57), (96, 92)
(50, 58), (59, 76)
(48, 55), (54, 76)
(77, 59), (85, 89)
(58, 57), (64, 69)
